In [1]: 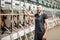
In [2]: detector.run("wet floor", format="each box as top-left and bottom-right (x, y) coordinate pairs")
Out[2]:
(47, 24), (60, 40)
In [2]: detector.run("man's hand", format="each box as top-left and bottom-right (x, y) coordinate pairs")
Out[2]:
(24, 9), (34, 17)
(42, 34), (46, 40)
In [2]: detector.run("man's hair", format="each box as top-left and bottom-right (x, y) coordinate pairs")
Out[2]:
(2, 16), (7, 21)
(37, 5), (42, 8)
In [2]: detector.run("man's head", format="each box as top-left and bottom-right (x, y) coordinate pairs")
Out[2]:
(37, 5), (42, 13)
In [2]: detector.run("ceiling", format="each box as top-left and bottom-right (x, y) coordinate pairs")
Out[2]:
(46, 0), (60, 5)
(55, 0), (60, 2)
(54, 0), (60, 3)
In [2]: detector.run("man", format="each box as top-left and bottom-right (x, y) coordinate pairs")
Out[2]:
(24, 5), (48, 40)
(1, 16), (11, 34)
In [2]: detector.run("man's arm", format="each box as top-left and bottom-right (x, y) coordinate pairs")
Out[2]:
(4, 27), (11, 32)
(24, 9), (35, 17)
(43, 19), (48, 39)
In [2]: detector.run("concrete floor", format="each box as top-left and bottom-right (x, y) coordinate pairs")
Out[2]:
(47, 24), (60, 40)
